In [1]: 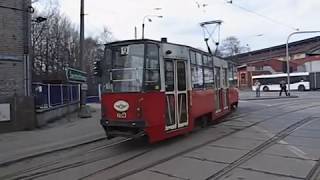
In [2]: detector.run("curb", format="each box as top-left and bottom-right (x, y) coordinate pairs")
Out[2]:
(0, 136), (106, 167)
(240, 96), (299, 101)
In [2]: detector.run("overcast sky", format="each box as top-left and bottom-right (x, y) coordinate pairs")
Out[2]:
(35, 0), (320, 51)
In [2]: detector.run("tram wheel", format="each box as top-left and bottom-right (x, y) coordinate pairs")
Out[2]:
(107, 135), (115, 140)
(200, 116), (209, 128)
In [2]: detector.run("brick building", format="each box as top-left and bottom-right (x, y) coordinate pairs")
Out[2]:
(230, 36), (320, 89)
(0, 0), (31, 97)
(0, 0), (35, 133)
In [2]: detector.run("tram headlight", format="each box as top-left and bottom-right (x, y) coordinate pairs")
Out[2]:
(136, 107), (142, 118)
(136, 98), (144, 118)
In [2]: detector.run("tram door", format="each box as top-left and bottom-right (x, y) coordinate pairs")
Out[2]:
(214, 66), (222, 113)
(222, 68), (229, 110)
(165, 59), (189, 131)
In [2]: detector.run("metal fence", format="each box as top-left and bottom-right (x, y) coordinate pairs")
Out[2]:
(32, 83), (80, 109)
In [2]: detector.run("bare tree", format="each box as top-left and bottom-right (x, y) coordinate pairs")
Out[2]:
(97, 26), (114, 44)
(86, 28), (115, 96)
(31, 8), (83, 82)
(217, 36), (250, 57)
(31, 4), (115, 96)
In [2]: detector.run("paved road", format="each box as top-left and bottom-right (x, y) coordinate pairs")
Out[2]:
(1, 92), (320, 180)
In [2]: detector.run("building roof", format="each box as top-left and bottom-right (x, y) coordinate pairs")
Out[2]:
(229, 36), (320, 64)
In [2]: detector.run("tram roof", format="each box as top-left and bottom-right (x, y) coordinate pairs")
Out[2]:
(105, 39), (221, 58)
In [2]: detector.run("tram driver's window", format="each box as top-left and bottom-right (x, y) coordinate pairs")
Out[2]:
(144, 44), (160, 91)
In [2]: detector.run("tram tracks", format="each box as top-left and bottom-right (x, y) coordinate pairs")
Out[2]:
(0, 137), (134, 180)
(84, 102), (320, 180)
(306, 155), (320, 180)
(226, 98), (313, 121)
(206, 116), (317, 180)
(2, 99), (318, 180)
(0, 96), (301, 169)
(11, 148), (153, 180)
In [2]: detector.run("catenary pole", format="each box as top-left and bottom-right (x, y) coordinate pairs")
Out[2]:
(79, 0), (91, 117)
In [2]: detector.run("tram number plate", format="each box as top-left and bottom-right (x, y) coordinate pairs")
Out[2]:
(116, 112), (127, 118)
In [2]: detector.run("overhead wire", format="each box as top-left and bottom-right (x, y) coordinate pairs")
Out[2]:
(225, 0), (299, 31)
(192, 0), (222, 53)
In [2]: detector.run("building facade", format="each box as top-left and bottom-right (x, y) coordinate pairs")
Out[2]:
(0, 0), (31, 97)
(230, 36), (320, 89)
(0, 0), (35, 133)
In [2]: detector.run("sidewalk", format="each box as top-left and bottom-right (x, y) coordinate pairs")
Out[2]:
(0, 103), (106, 166)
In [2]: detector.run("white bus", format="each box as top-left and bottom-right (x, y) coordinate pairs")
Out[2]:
(252, 72), (310, 91)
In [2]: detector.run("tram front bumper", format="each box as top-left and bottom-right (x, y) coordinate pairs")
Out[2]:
(100, 118), (146, 138)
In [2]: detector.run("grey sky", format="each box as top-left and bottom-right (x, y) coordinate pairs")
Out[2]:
(35, 0), (320, 51)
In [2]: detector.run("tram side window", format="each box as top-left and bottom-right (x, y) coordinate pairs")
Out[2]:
(203, 55), (214, 88)
(190, 50), (204, 89)
(165, 61), (174, 91)
(203, 55), (213, 67)
(191, 65), (203, 88)
(196, 53), (202, 65)
(144, 44), (160, 91)
(203, 55), (208, 66)
(190, 51), (196, 64)
(208, 56), (214, 67)
(215, 67), (221, 89)
(204, 67), (214, 88)
(222, 68), (228, 87)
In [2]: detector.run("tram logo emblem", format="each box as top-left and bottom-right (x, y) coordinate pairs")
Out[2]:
(114, 100), (129, 112)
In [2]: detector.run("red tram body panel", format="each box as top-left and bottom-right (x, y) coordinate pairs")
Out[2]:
(99, 39), (239, 143)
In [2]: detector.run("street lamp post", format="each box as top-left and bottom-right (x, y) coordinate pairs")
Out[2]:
(286, 31), (320, 96)
(142, 15), (163, 39)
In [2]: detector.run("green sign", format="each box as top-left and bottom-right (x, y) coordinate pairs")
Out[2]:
(66, 68), (87, 82)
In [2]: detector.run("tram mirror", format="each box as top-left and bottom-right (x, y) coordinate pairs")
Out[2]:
(166, 50), (172, 55)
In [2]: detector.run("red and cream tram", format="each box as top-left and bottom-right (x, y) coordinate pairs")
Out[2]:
(99, 38), (239, 143)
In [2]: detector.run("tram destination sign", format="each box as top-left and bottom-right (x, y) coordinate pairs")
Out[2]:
(66, 68), (87, 83)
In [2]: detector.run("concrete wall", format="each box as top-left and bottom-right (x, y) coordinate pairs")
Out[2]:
(0, 96), (36, 133)
(0, 0), (31, 97)
(36, 103), (79, 127)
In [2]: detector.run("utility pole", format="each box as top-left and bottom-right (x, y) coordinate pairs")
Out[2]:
(79, 0), (91, 118)
(134, 26), (137, 39)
